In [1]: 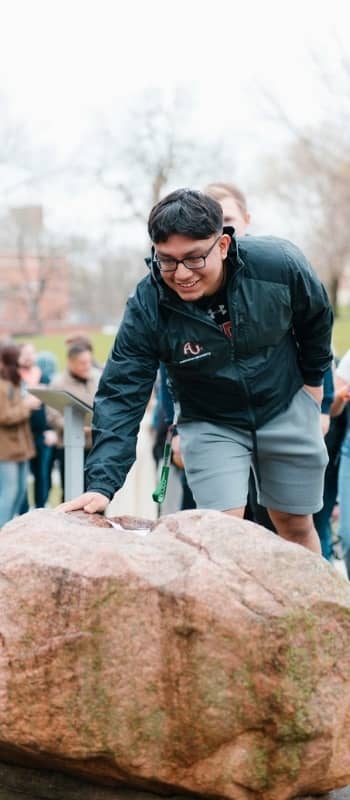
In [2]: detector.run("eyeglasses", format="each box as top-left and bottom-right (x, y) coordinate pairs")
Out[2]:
(154, 234), (222, 273)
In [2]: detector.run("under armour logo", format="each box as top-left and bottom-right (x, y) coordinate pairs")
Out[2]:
(183, 342), (203, 357)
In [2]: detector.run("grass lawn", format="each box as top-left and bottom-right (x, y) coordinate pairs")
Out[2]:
(332, 307), (350, 357)
(15, 330), (115, 370)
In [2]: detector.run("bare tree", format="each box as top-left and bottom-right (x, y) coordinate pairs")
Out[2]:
(0, 93), (70, 213)
(68, 243), (145, 326)
(0, 95), (36, 203)
(85, 87), (237, 234)
(257, 43), (350, 312)
(260, 127), (350, 312)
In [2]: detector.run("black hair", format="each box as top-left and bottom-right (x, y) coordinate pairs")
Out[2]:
(147, 189), (223, 243)
(65, 333), (93, 351)
(67, 342), (92, 360)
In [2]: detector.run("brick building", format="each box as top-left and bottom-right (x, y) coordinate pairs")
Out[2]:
(0, 253), (69, 334)
(0, 205), (70, 335)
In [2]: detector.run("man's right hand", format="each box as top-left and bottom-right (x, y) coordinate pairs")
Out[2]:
(56, 492), (109, 514)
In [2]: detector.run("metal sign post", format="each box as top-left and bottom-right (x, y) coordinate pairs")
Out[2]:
(30, 388), (93, 501)
(63, 403), (86, 500)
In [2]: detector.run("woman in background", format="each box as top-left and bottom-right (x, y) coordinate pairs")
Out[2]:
(0, 344), (40, 527)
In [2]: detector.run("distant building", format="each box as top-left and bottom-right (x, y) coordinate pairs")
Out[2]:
(0, 253), (69, 334)
(0, 205), (70, 334)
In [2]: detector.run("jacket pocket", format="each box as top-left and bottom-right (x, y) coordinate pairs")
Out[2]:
(171, 351), (212, 368)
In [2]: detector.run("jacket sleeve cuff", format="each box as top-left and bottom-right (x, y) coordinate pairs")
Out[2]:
(300, 373), (324, 387)
(86, 486), (115, 501)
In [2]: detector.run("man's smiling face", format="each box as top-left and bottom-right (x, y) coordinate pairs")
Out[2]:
(155, 232), (231, 301)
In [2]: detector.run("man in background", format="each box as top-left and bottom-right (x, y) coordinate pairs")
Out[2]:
(47, 341), (100, 500)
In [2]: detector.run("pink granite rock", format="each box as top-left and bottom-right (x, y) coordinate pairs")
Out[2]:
(0, 508), (350, 800)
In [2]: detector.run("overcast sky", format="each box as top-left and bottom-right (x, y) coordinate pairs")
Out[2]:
(0, 0), (348, 238)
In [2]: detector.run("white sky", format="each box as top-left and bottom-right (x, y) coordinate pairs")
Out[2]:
(0, 0), (349, 238)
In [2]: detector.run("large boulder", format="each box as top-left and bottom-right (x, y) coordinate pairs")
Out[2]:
(0, 508), (350, 800)
(0, 760), (349, 800)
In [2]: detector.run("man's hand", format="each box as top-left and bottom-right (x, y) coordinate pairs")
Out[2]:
(171, 433), (184, 469)
(56, 492), (109, 514)
(303, 384), (323, 406)
(321, 413), (330, 437)
(337, 384), (350, 402)
(330, 379), (350, 417)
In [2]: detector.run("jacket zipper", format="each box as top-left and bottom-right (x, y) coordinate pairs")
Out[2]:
(160, 261), (257, 428)
(226, 273), (257, 432)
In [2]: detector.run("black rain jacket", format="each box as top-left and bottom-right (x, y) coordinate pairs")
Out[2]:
(85, 234), (333, 499)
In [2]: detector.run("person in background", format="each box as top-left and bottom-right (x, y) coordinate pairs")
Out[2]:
(0, 334), (14, 349)
(204, 181), (251, 232)
(330, 350), (350, 576)
(47, 341), (101, 500)
(205, 184), (338, 548)
(37, 351), (58, 385)
(36, 350), (59, 503)
(0, 344), (41, 527)
(204, 182), (279, 530)
(313, 362), (344, 560)
(17, 342), (55, 509)
(17, 342), (41, 386)
(64, 332), (103, 371)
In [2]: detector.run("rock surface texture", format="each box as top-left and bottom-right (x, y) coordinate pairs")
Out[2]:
(0, 761), (349, 800)
(0, 509), (350, 800)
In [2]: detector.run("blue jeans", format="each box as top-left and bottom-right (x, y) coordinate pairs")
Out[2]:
(313, 458), (339, 560)
(0, 461), (29, 528)
(21, 438), (52, 512)
(338, 429), (350, 576)
(31, 438), (51, 507)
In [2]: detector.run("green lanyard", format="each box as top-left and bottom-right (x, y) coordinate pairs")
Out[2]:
(152, 423), (176, 504)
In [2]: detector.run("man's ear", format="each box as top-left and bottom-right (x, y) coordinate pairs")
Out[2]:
(219, 233), (232, 259)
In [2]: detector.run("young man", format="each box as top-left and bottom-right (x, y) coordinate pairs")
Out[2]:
(167, 181), (252, 508)
(59, 189), (332, 553)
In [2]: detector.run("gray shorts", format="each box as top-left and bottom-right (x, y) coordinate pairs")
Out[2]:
(178, 388), (329, 515)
